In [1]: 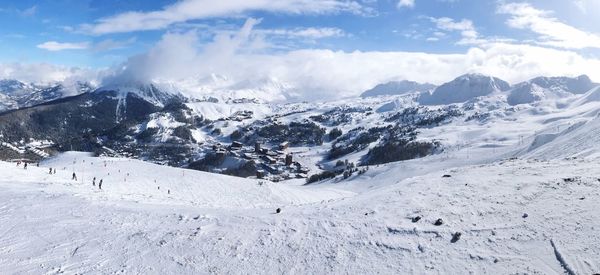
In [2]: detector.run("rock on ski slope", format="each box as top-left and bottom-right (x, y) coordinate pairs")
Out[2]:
(1, 151), (600, 274)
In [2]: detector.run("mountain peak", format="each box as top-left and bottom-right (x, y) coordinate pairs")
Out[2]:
(361, 80), (436, 98)
(418, 74), (510, 105)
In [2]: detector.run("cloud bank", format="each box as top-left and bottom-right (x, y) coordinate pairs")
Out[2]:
(498, 2), (600, 49)
(82, 0), (369, 35)
(37, 41), (90, 51)
(101, 18), (600, 101)
(0, 63), (101, 85)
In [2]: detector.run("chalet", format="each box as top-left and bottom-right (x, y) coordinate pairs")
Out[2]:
(231, 141), (243, 148)
(242, 152), (256, 160)
(256, 170), (265, 179)
(279, 141), (289, 150)
(295, 173), (308, 179)
(254, 142), (262, 153)
(299, 167), (310, 174)
(215, 150), (227, 159)
(261, 155), (277, 164)
(263, 164), (283, 174)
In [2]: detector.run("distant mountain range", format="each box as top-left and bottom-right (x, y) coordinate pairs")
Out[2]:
(1, 73), (599, 180)
(360, 80), (436, 98)
(0, 79), (94, 112)
(361, 73), (597, 106)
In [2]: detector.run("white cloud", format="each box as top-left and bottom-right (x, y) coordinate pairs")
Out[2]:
(81, 0), (369, 35)
(429, 17), (483, 44)
(397, 0), (415, 8)
(20, 5), (37, 17)
(0, 63), (101, 85)
(36, 39), (136, 52)
(258, 27), (346, 39)
(92, 38), (137, 52)
(102, 18), (600, 101)
(498, 2), (600, 49)
(37, 41), (90, 51)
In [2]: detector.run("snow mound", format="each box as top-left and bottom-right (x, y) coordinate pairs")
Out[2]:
(419, 74), (510, 105)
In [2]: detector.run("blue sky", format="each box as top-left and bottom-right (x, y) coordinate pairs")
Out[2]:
(1, 0), (600, 96)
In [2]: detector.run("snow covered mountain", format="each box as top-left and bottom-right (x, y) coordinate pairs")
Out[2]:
(361, 80), (436, 98)
(419, 73), (511, 105)
(507, 75), (597, 106)
(0, 79), (94, 112)
(3, 73), (600, 179)
(3, 72), (600, 274)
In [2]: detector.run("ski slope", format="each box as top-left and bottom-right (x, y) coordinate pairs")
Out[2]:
(1, 151), (600, 274)
(4, 75), (600, 274)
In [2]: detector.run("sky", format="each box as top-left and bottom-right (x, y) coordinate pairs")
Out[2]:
(1, 0), (600, 98)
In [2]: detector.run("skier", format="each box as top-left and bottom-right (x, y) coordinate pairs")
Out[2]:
(23, 162), (28, 169)
(92, 177), (96, 186)
(53, 168), (56, 174)
(98, 179), (103, 190)
(72, 172), (77, 181)
(49, 167), (53, 174)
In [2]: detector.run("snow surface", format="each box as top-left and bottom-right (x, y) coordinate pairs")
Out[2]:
(2, 148), (600, 274)
(4, 74), (600, 273)
(361, 80), (435, 98)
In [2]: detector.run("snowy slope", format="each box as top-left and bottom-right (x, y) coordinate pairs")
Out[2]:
(507, 75), (598, 106)
(35, 152), (354, 208)
(4, 73), (600, 273)
(361, 80), (435, 98)
(0, 79), (93, 111)
(419, 74), (510, 105)
(1, 153), (599, 274)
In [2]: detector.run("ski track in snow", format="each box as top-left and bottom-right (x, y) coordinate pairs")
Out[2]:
(1, 152), (600, 274)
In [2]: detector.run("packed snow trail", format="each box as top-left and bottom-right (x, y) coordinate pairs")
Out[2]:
(1, 154), (600, 274)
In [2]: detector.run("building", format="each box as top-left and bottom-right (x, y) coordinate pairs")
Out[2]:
(255, 142), (261, 153)
(279, 141), (289, 150)
(261, 155), (276, 164)
(231, 141), (243, 148)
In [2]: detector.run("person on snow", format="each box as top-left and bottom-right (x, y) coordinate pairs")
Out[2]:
(92, 177), (96, 186)
(72, 172), (77, 181)
(98, 179), (103, 190)
(23, 162), (28, 169)
(49, 168), (53, 174)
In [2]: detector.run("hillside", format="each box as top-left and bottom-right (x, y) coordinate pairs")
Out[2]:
(1, 151), (599, 274)
(2, 72), (600, 273)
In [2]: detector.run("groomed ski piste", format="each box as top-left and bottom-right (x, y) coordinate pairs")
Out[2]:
(2, 141), (600, 273)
